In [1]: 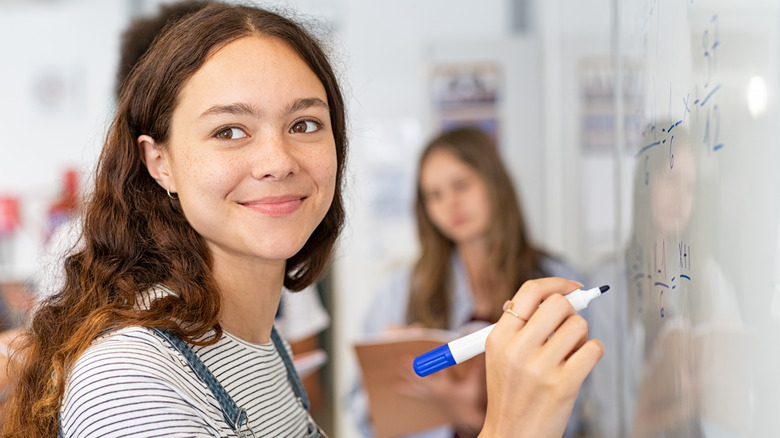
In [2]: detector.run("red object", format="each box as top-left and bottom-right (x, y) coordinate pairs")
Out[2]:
(46, 168), (80, 242)
(48, 168), (79, 216)
(0, 196), (20, 236)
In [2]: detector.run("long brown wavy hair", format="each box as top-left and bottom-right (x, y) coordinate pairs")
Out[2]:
(1, 3), (347, 436)
(407, 127), (548, 328)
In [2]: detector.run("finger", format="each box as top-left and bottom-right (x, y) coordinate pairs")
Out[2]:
(500, 300), (529, 328)
(495, 277), (582, 333)
(508, 277), (582, 321)
(540, 313), (589, 363)
(562, 338), (604, 385)
(515, 293), (577, 347)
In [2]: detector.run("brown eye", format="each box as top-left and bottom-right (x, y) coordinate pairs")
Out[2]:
(216, 127), (247, 140)
(290, 120), (320, 134)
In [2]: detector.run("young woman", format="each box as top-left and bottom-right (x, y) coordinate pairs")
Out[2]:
(411, 128), (576, 328)
(1, 4), (602, 437)
(359, 127), (584, 437)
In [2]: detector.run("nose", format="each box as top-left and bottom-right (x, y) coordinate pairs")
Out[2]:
(251, 131), (300, 181)
(440, 188), (460, 210)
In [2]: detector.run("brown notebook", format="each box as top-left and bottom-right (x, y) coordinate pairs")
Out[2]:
(353, 328), (461, 438)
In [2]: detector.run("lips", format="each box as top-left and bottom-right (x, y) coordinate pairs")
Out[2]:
(241, 195), (305, 216)
(451, 214), (468, 227)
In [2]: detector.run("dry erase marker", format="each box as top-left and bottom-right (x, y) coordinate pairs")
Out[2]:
(413, 285), (609, 377)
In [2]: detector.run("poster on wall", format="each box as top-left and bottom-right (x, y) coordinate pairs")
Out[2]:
(578, 56), (644, 154)
(429, 61), (502, 143)
(577, 56), (645, 261)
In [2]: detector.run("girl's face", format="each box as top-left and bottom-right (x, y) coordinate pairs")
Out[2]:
(141, 36), (337, 269)
(419, 148), (492, 246)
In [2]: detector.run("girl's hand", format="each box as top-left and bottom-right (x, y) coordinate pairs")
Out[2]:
(479, 277), (604, 438)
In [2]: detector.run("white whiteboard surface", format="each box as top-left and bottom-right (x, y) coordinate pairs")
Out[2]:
(589, 1), (780, 437)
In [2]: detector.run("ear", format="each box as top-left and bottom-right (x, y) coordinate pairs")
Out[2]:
(138, 134), (176, 194)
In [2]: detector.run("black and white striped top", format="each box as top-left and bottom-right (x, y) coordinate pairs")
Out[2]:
(60, 324), (312, 437)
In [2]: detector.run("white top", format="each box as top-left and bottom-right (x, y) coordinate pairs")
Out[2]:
(60, 326), (311, 437)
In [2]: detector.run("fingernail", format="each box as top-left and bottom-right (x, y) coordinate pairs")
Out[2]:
(502, 300), (512, 311)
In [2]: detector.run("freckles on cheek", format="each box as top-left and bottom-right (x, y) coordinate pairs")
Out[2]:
(323, 161), (339, 192)
(305, 148), (337, 187)
(178, 154), (225, 197)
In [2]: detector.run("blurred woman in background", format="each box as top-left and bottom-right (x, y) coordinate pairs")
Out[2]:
(357, 127), (583, 438)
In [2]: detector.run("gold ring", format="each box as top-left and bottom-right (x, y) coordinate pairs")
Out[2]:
(502, 300), (527, 323)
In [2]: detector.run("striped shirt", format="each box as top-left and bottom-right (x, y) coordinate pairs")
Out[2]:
(60, 325), (312, 437)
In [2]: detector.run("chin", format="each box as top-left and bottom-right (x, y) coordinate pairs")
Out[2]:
(256, 244), (304, 261)
(257, 239), (309, 261)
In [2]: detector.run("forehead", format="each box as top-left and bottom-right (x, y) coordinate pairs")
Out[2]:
(176, 35), (326, 111)
(421, 148), (476, 182)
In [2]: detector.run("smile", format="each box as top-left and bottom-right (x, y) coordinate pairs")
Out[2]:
(241, 196), (305, 216)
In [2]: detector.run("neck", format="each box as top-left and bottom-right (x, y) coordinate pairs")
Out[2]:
(212, 255), (285, 344)
(457, 239), (493, 302)
(458, 238), (489, 275)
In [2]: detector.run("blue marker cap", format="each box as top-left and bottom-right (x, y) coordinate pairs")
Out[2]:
(413, 344), (456, 377)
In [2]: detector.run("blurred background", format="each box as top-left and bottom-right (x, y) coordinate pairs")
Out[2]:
(1, 0), (777, 437)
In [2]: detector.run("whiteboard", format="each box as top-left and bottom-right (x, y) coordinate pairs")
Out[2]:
(608, 1), (780, 437)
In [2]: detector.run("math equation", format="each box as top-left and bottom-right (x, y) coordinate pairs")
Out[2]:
(635, 12), (724, 161)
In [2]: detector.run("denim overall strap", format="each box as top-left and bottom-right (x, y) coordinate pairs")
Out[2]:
(151, 328), (253, 437)
(270, 326), (310, 411)
(59, 328), (319, 438)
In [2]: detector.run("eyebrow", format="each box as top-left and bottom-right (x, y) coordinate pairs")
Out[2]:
(199, 102), (260, 119)
(198, 97), (329, 120)
(283, 97), (330, 116)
